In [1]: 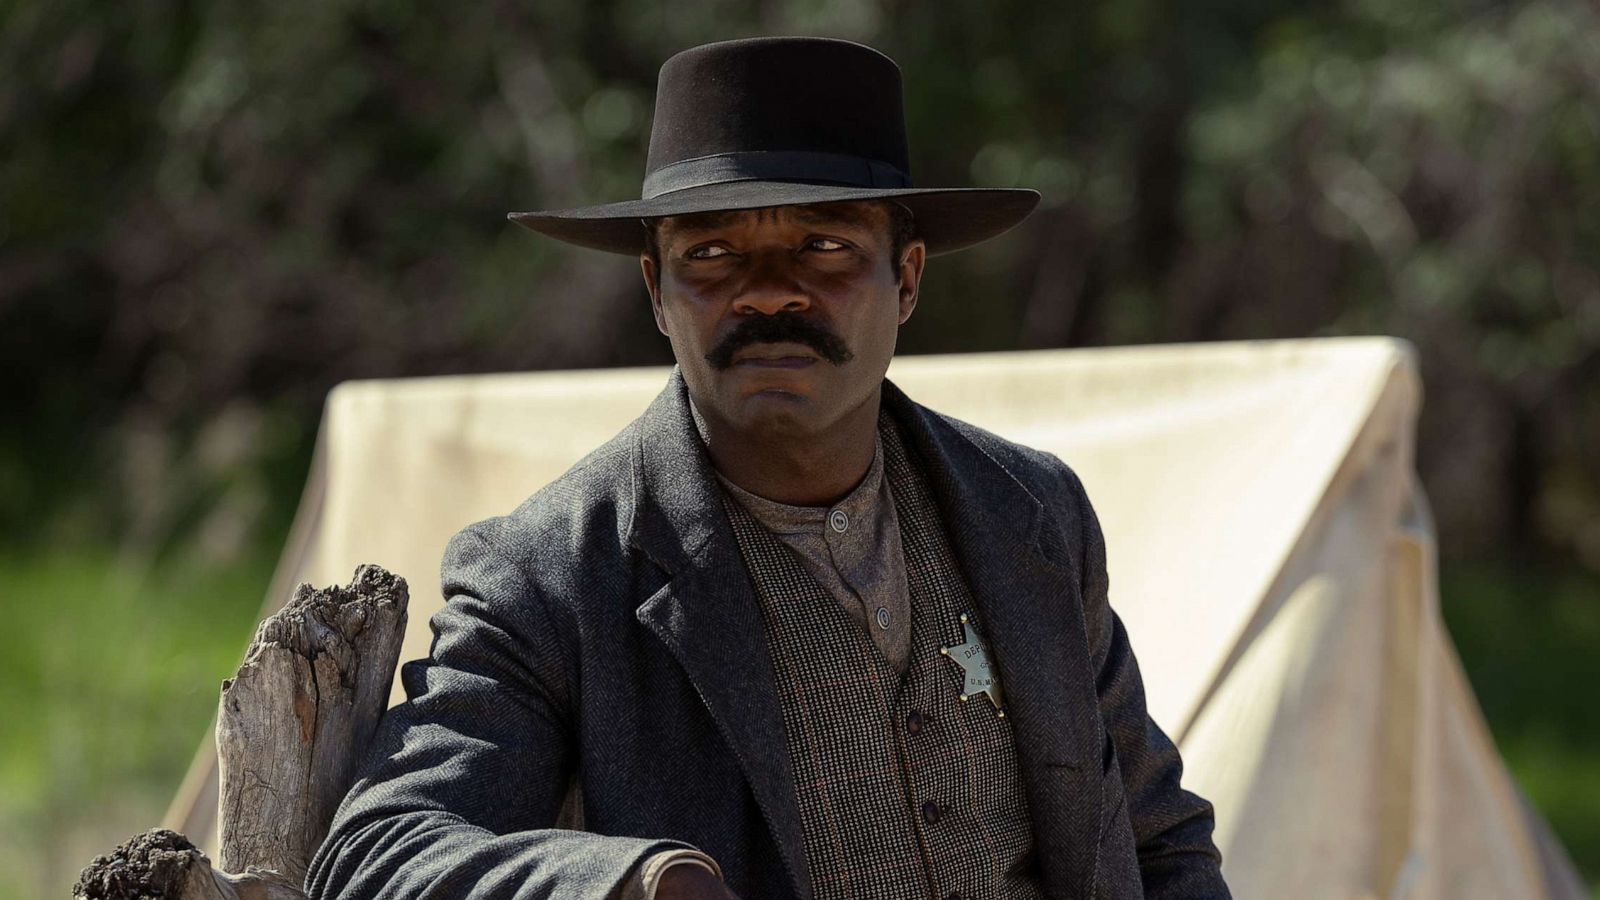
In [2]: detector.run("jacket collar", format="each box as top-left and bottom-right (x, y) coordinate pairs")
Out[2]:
(624, 369), (1060, 574)
(625, 368), (726, 574)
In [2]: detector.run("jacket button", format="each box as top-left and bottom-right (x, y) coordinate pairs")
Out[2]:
(921, 800), (942, 825)
(906, 710), (925, 735)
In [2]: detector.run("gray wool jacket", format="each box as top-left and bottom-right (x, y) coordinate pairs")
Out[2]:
(304, 369), (1230, 900)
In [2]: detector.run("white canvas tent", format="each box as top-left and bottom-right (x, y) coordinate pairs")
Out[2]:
(167, 336), (1586, 898)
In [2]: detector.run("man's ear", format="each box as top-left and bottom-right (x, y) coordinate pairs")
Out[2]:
(640, 253), (669, 336)
(896, 238), (926, 325)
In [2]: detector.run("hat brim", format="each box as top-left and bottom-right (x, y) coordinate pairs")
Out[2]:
(507, 181), (1040, 257)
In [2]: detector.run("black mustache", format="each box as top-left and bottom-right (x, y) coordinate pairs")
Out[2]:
(704, 312), (854, 371)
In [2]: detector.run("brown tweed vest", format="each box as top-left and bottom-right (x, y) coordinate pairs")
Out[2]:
(721, 414), (1045, 900)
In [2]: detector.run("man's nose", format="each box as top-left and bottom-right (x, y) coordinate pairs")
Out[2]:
(731, 250), (811, 316)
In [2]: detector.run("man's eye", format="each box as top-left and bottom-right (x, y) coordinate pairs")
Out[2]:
(687, 245), (730, 259)
(809, 238), (846, 251)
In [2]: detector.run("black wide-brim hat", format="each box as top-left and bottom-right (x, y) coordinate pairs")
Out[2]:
(508, 37), (1040, 257)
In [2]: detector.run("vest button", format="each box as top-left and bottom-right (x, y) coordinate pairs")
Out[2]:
(920, 800), (942, 825)
(906, 710), (925, 735)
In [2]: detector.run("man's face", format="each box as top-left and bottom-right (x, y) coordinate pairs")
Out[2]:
(640, 200), (925, 442)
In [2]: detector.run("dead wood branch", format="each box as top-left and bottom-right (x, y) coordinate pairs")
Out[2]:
(77, 565), (409, 898)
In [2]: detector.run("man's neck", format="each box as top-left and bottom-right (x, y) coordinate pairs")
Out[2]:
(694, 389), (881, 507)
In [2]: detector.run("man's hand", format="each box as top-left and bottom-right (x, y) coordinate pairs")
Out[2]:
(654, 863), (740, 900)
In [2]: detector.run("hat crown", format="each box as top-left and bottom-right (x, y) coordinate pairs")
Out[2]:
(644, 37), (911, 184)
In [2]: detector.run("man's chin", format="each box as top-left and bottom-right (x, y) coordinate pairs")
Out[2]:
(731, 390), (825, 437)
(688, 365), (860, 440)
(724, 365), (824, 406)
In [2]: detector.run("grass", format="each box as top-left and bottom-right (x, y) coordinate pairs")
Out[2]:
(0, 548), (1593, 898)
(0, 549), (272, 900)
(1440, 559), (1600, 896)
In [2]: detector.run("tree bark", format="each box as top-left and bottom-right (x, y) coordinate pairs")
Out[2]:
(76, 565), (409, 899)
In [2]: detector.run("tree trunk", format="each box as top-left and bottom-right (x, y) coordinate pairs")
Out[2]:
(76, 565), (409, 899)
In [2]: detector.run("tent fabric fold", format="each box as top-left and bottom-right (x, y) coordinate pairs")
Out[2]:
(167, 337), (1584, 898)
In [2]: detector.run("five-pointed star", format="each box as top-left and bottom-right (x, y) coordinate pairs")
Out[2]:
(940, 612), (1005, 715)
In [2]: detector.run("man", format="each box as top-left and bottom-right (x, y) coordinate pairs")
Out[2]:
(306, 36), (1229, 900)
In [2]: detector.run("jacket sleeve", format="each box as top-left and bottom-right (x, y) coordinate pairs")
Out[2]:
(304, 522), (694, 899)
(1064, 463), (1232, 899)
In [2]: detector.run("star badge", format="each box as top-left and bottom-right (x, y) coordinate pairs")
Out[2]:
(940, 612), (1005, 717)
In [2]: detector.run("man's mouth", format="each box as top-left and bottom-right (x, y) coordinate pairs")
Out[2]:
(732, 345), (820, 369)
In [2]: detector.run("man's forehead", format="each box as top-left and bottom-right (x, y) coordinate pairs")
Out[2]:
(655, 201), (887, 235)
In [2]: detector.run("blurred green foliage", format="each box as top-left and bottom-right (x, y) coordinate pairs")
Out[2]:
(1442, 561), (1600, 893)
(2, 0), (1598, 567)
(1, 0), (1597, 895)
(0, 550), (270, 900)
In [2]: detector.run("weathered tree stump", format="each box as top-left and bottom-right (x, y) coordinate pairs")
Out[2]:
(76, 565), (409, 899)
(217, 564), (409, 882)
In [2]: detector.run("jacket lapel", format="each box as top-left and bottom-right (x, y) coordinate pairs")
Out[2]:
(882, 380), (1104, 897)
(628, 370), (811, 900)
